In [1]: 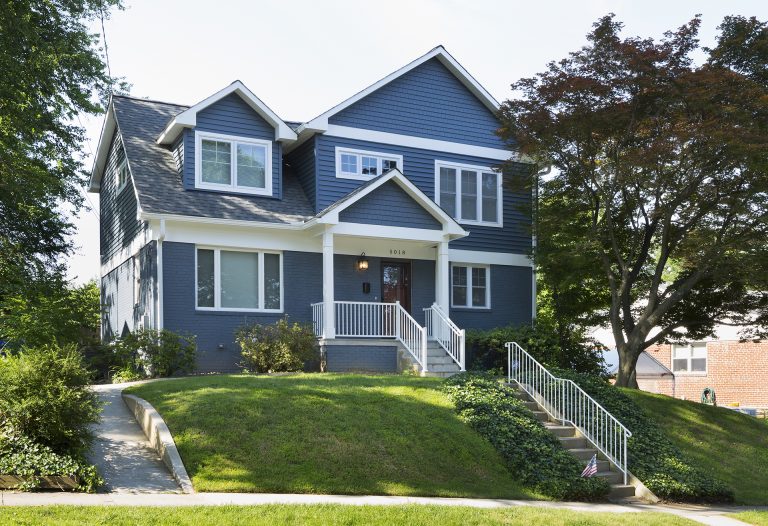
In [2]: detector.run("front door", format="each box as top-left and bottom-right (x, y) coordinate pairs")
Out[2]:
(381, 261), (411, 313)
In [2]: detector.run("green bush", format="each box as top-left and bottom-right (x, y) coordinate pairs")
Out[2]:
(442, 372), (609, 501)
(466, 320), (604, 375)
(0, 427), (102, 492)
(236, 317), (319, 373)
(0, 344), (100, 454)
(110, 329), (197, 380)
(550, 368), (734, 503)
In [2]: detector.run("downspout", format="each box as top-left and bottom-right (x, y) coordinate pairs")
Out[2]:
(156, 219), (166, 331)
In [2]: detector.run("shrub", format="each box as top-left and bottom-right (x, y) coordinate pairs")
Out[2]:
(0, 344), (100, 454)
(466, 319), (604, 375)
(442, 372), (609, 501)
(0, 427), (103, 492)
(236, 317), (319, 373)
(550, 368), (734, 503)
(110, 329), (197, 380)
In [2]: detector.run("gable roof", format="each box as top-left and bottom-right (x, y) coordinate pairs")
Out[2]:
(298, 46), (500, 135)
(156, 81), (297, 145)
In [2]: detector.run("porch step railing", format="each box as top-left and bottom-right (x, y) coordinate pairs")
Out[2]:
(311, 301), (427, 371)
(424, 303), (465, 370)
(505, 341), (632, 485)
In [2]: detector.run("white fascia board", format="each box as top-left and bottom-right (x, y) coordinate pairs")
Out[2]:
(156, 81), (297, 145)
(88, 103), (117, 192)
(140, 212), (307, 231)
(449, 249), (533, 268)
(302, 46), (500, 134)
(329, 223), (447, 243)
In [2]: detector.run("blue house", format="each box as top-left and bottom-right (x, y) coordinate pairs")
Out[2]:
(89, 46), (534, 375)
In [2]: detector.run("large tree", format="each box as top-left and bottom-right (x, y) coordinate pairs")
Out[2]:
(0, 0), (123, 296)
(499, 15), (768, 387)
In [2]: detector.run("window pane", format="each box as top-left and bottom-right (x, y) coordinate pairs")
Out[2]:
(691, 358), (707, 372)
(237, 143), (266, 188)
(481, 172), (498, 223)
(201, 139), (231, 184)
(672, 358), (688, 372)
(461, 170), (477, 221)
(471, 267), (487, 307)
(196, 249), (215, 308)
(362, 156), (378, 176)
(691, 343), (707, 358)
(383, 159), (398, 172)
(264, 253), (281, 310)
(341, 153), (357, 174)
(221, 251), (259, 309)
(452, 266), (467, 306)
(439, 167), (456, 217)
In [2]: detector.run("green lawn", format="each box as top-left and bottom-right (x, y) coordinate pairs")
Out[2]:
(0, 505), (699, 525)
(126, 374), (538, 498)
(727, 511), (768, 526)
(623, 389), (768, 505)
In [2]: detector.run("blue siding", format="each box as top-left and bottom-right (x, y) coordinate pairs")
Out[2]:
(286, 137), (317, 210)
(449, 265), (533, 330)
(162, 242), (322, 373)
(329, 58), (504, 149)
(339, 181), (441, 230)
(183, 93), (282, 198)
(316, 135), (531, 254)
(324, 345), (398, 372)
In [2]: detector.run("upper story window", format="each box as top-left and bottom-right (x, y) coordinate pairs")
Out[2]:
(451, 264), (490, 309)
(672, 342), (707, 374)
(435, 161), (502, 227)
(115, 159), (130, 194)
(335, 147), (403, 181)
(195, 131), (272, 196)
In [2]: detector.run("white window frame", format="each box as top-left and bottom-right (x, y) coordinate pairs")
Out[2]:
(671, 342), (708, 375)
(195, 131), (273, 196)
(335, 147), (403, 181)
(450, 263), (491, 309)
(195, 246), (283, 313)
(435, 160), (503, 228)
(115, 158), (130, 195)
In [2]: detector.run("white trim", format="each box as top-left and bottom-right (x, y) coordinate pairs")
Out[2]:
(334, 146), (403, 181)
(450, 263), (491, 309)
(89, 103), (117, 192)
(448, 249), (533, 268)
(330, 223), (448, 243)
(323, 125), (518, 162)
(115, 158), (130, 195)
(101, 231), (152, 277)
(671, 342), (708, 375)
(300, 46), (500, 134)
(194, 131), (273, 196)
(194, 246), (284, 313)
(142, 212), (305, 230)
(157, 238), (164, 330)
(157, 81), (296, 145)
(435, 160), (503, 228)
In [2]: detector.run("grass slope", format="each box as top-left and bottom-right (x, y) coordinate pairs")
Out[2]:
(727, 512), (768, 526)
(126, 374), (537, 498)
(0, 505), (699, 526)
(623, 389), (768, 505)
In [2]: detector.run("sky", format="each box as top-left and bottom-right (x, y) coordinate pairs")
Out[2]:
(67, 0), (768, 350)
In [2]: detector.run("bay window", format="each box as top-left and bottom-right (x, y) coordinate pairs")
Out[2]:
(451, 264), (490, 308)
(336, 147), (403, 180)
(196, 247), (282, 312)
(195, 132), (272, 195)
(436, 161), (502, 226)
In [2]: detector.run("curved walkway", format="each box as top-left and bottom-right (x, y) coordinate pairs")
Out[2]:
(85, 383), (180, 494)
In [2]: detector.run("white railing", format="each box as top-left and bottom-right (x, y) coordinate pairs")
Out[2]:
(311, 301), (427, 371)
(506, 341), (632, 485)
(424, 303), (465, 370)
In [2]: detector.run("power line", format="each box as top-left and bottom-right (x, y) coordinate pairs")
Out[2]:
(100, 6), (112, 84)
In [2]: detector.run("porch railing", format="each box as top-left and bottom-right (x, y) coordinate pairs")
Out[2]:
(424, 303), (465, 370)
(506, 341), (632, 485)
(310, 301), (427, 371)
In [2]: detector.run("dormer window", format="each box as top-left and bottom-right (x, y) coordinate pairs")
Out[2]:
(115, 159), (130, 194)
(335, 147), (402, 181)
(195, 131), (272, 195)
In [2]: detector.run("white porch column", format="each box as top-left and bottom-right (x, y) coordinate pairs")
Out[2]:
(322, 230), (336, 339)
(435, 240), (450, 313)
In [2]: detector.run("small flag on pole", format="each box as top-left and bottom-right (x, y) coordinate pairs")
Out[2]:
(581, 454), (598, 478)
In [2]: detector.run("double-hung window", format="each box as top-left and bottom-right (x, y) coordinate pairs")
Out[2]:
(196, 247), (282, 312)
(115, 159), (130, 194)
(335, 147), (403, 180)
(451, 264), (490, 308)
(671, 343), (707, 374)
(436, 161), (502, 227)
(195, 132), (272, 195)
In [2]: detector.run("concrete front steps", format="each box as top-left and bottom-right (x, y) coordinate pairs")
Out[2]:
(420, 341), (462, 377)
(511, 389), (638, 501)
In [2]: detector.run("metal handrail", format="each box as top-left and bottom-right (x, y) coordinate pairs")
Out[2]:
(423, 303), (465, 370)
(506, 341), (632, 485)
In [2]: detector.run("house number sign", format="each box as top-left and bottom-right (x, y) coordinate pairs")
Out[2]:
(389, 249), (406, 256)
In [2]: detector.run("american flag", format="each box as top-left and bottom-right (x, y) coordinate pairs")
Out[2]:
(581, 454), (598, 478)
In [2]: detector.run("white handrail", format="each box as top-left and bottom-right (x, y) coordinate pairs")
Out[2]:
(505, 341), (632, 485)
(424, 303), (465, 370)
(311, 302), (324, 337)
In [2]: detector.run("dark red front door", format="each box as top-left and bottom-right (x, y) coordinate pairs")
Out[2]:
(381, 261), (411, 313)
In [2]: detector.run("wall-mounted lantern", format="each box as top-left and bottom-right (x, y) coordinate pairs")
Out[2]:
(357, 252), (369, 271)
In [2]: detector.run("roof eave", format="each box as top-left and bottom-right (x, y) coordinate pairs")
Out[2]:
(88, 102), (117, 193)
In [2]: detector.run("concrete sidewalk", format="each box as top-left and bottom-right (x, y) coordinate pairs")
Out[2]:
(85, 383), (180, 494)
(0, 491), (763, 526)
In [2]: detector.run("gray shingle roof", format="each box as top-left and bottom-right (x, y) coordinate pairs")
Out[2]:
(112, 96), (314, 224)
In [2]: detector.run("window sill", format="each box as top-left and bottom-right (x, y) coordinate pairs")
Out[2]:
(456, 219), (503, 229)
(336, 173), (378, 181)
(450, 306), (491, 312)
(673, 371), (708, 377)
(192, 185), (275, 198)
(195, 308), (284, 315)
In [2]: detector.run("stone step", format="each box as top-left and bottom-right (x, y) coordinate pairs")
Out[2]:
(558, 436), (587, 449)
(595, 470), (622, 485)
(421, 371), (460, 378)
(583, 458), (611, 472)
(608, 484), (636, 500)
(542, 424), (576, 438)
(520, 400), (539, 410)
(530, 411), (550, 422)
(427, 363), (461, 373)
(569, 448), (599, 460)
(427, 355), (458, 365)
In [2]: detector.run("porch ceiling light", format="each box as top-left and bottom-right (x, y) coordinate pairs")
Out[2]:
(357, 252), (369, 271)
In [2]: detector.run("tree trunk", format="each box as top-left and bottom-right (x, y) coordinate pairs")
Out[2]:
(614, 342), (641, 388)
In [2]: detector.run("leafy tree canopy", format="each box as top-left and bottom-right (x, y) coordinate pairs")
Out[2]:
(498, 14), (768, 387)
